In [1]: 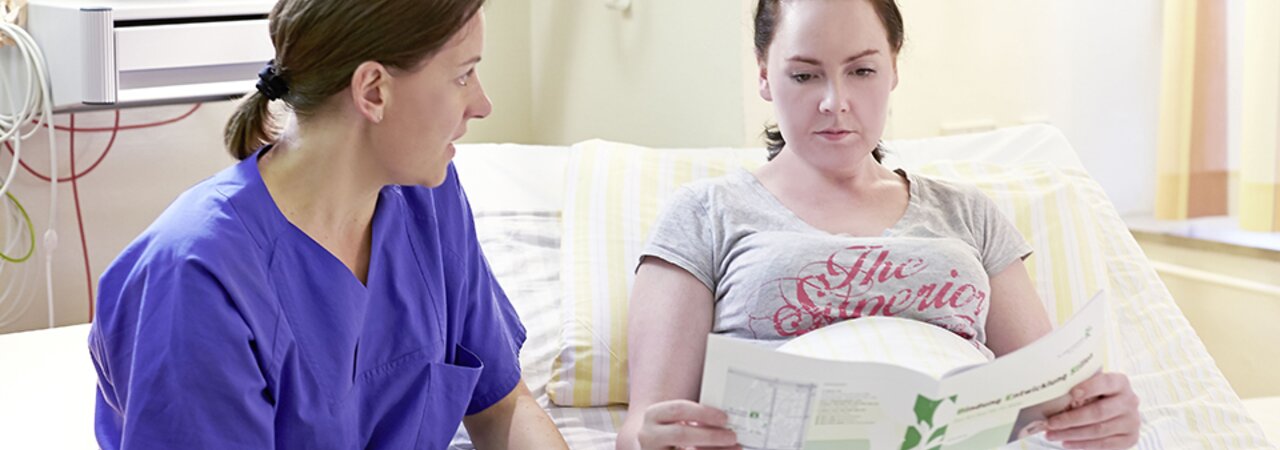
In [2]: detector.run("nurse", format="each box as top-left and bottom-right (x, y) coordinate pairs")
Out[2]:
(87, 0), (567, 448)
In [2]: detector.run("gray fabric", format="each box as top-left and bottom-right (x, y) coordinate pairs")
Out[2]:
(641, 168), (1032, 359)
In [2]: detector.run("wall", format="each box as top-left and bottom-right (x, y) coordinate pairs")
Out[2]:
(528, 0), (755, 148)
(889, 0), (1164, 217)
(520, 1), (1166, 215)
(460, 0), (534, 144)
(0, 104), (237, 333)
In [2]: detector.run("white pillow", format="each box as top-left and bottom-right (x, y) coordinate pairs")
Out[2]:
(453, 143), (569, 213)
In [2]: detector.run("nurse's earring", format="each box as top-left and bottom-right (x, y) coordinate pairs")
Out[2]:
(372, 110), (383, 123)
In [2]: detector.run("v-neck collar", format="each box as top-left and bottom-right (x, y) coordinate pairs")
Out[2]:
(226, 145), (395, 291)
(736, 167), (919, 238)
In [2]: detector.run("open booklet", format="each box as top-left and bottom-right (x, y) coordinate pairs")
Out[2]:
(699, 291), (1107, 450)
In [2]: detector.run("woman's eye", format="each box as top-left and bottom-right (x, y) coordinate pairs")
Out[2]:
(457, 69), (475, 86)
(852, 68), (876, 77)
(790, 73), (815, 83)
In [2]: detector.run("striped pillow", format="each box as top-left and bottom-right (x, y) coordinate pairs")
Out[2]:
(913, 161), (1112, 327)
(547, 140), (763, 407)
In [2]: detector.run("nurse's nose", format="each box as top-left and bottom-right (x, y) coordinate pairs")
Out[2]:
(469, 77), (493, 120)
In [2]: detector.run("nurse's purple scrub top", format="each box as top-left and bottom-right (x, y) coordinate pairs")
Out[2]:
(88, 147), (526, 449)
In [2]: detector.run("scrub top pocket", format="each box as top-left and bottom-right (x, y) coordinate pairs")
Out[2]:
(417, 344), (485, 448)
(357, 343), (483, 449)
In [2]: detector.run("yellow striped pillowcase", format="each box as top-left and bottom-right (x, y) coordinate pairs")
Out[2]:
(915, 161), (1112, 326)
(547, 140), (762, 407)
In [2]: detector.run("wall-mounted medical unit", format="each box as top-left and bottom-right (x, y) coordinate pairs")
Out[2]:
(21, 0), (276, 112)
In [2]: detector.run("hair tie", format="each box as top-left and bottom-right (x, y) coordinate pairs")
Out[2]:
(256, 60), (289, 101)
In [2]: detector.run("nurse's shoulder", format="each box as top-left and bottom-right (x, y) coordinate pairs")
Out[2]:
(112, 163), (266, 272)
(89, 160), (285, 446)
(96, 159), (276, 326)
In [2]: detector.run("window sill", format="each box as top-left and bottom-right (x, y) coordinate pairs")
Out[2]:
(1124, 214), (1280, 262)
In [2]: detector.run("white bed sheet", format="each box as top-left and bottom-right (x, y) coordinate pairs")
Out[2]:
(1244, 397), (1280, 447)
(0, 323), (98, 450)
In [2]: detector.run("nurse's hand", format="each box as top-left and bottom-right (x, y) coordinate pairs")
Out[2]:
(638, 400), (741, 450)
(1044, 372), (1141, 449)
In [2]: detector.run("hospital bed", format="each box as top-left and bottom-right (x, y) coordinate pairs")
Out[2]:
(0, 125), (1275, 449)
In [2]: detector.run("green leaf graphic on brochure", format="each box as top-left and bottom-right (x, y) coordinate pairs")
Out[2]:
(901, 426), (921, 450)
(928, 425), (948, 445)
(901, 394), (957, 450)
(914, 395), (943, 428)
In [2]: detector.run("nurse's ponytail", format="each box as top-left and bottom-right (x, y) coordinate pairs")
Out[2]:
(225, 90), (278, 161)
(223, 0), (487, 160)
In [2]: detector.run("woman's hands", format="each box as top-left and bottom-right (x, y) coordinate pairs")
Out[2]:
(986, 262), (1141, 448)
(637, 400), (740, 450)
(1045, 372), (1141, 449)
(630, 373), (1140, 450)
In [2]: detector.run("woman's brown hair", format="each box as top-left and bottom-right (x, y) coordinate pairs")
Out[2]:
(224, 0), (486, 160)
(754, 0), (904, 162)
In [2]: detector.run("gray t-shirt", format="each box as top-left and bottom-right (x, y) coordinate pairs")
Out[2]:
(641, 168), (1032, 359)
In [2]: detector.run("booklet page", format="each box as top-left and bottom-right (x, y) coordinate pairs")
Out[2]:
(699, 291), (1107, 450)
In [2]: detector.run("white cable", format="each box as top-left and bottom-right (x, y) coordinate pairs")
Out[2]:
(0, 50), (23, 200)
(0, 257), (34, 328)
(0, 196), (20, 297)
(0, 24), (24, 326)
(1, 19), (59, 328)
(0, 21), (41, 197)
(0, 200), (33, 327)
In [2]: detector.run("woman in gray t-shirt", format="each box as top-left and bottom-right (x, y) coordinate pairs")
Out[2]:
(639, 168), (1030, 359)
(616, 1), (1141, 449)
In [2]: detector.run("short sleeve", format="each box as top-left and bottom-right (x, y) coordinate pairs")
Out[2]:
(640, 185), (718, 291)
(434, 165), (527, 415)
(455, 245), (527, 415)
(972, 191), (1033, 276)
(90, 259), (274, 450)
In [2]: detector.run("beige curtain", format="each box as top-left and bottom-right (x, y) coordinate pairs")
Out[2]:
(1241, 0), (1280, 232)
(1155, 0), (1230, 220)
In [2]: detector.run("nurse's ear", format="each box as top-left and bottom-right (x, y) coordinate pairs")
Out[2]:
(351, 61), (391, 123)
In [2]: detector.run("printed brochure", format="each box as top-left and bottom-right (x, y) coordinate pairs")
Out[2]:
(699, 292), (1107, 450)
